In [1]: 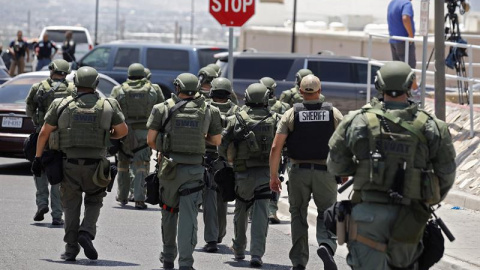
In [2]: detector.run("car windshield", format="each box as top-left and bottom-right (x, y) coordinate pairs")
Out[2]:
(0, 76), (48, 103)
(45, 30), (89, 44)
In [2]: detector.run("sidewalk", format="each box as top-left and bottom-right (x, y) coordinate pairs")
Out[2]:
(275, 182), (480, 270)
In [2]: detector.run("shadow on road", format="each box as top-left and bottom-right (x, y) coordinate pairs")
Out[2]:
(0, 161), (31, 176)
(30, 223), (64, 229)
(41, 258), (140, 267)
(111, 206), (160, 212)
(224, 260), (291, 269)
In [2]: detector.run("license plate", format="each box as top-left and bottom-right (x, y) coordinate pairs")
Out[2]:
(1, 117), (23, 128)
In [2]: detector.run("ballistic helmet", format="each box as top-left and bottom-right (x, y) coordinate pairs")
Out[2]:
(244, 83), (270, 106)
(48, 59), (71, 76)
(210, 78), (233, 99)
(197, 66), (218, 86)
(375, 61), (415, 97)
(128, 63), (145, 78)
(173, 73), (198, 96)
(144, 68), (152, 80)
(295, 69), (313, 86)
(206, 63), (222, 77)
(74, 67), (99, 89)
(259, 77), (277, 98)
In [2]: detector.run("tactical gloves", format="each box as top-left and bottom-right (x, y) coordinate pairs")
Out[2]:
(31, 157), (43, 177)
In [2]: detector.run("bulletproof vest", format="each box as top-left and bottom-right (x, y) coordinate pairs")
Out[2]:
(287, 87), (303, 105)
(118, 80), (157, 125)
(286, 102), (335, 160)
(234, 110), (277, 168)
(206, 100), (239, 153)
(34, 79), (75, 126)
(56, 96), (113, 157)
(268, 99), (289, 115)
(353, 105), (433, 202)
(161, 98), (210, 156)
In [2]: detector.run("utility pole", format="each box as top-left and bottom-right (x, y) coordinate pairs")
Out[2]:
(95, 0), (99, 45)
(190, 0), (194, 45)
(291, 0), (297, 53)
(116, 0), (119, 40)
(434, 0), (446, 120)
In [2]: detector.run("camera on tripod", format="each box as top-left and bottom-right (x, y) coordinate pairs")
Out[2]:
(445, 0), (470, 16)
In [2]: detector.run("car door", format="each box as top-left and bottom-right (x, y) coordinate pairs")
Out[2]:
(306, 59), (358, 114)
(110, 47), (141, 83)
(78, 46), (113, 74)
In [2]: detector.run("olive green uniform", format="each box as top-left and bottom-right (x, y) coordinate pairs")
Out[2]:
(279, 87), (303, 107)
(25, 78), (75, 221)
(220, 107), (280, 259)
(111, 79), (163, 203)
(327, 99), (456, 269)
(147, 94), (223, 268)
(44, 92), (125, 257)
(203, 100), (240, 244)
(277, 99), (343, 268)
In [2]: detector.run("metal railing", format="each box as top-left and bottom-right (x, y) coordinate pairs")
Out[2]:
(366, 33), (480, 137)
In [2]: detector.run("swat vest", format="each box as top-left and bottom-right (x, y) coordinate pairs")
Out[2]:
(118, 80), (157, 126)
(160, 97), (210, 160)
(233, 110), (277, 170)
(54, 95), (113, 159)
(353, 103), (438, 203)
(285, 87), (303, 105)
(206, 100), (239, 153)
(286, 102), (335, 160)
(268, 99), (289, 115)
(34, 79), (75, 126)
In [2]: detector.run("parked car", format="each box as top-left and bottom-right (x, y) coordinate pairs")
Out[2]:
(215, 51), (382, 114)
(75, 40), (227, 98)
(38, 26), (94, 63)
(0, 71), (117, 158)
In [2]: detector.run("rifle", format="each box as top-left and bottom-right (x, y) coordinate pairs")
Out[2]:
(107, 155), (117, 192)
(430, 205), (455, 242)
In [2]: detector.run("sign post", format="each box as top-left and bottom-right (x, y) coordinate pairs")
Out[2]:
(209, 0), (256, 82)
(419, 0), (429, 108)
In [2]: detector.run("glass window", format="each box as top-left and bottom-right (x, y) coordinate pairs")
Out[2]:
(45, 30), (89, 44)
(197, 48), (227, 68)
(0, 84), (32, 103)
(97, 78), (116, 97)
(307, 61), (353, 83)
(81, 47), (111, 69)
(357, 63), (380, 84)
(114, 48), (140, 68)
(234, 58), (294, 80)
(146, 49), (189, 71)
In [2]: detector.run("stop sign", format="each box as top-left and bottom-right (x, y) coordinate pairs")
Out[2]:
(209, 0), (255, 27)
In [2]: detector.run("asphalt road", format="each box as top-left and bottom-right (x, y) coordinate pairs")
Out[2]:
(0, 157), (350, 270)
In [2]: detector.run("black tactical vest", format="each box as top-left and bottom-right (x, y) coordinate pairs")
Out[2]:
(286, 102), (334, 160)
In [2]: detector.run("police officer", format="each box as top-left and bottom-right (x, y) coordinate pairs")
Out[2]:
(35, 33), (58, 71)
(146, 73), (223, 270)
(32, 66), (128, 261)
(220, 83), (280, 267)
(326, 61), (456, 270)
(206, 63), (222, 77)
(270, 75), (343, 270)
(111, 63), (163, 209)
(61, 31), (76, 62)
(25, 59), (75, 225)
(260, 77), (290, 224)
(279, 69), (313, 107)
(9, 30), (30, 76)
(197, 66), (219, 98)
(145, 67), (166, 103)
(199, 64), (240, 104)
(202, 77), (240, 253)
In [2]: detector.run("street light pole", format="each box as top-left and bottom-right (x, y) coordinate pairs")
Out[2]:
(291, 0), (297, 53)
(190, 0), (194, 45)
(95, 0), (99, 45)
(434, 0), (446, 120)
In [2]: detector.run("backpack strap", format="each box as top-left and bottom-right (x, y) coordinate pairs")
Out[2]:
(159, 99), (191, 133)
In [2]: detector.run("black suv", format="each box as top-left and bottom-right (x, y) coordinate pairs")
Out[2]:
(215, 52), (381, 113)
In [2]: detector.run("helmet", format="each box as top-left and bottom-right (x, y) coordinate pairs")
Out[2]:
(295, 69), (313, 86)
(144, 68), (152, 80)
(128, 63), (145, 78)
(197, 66), (218, 86)
(244, 83), (269, 106)
(173, 73), (199, 96)
(206, 63), (222, 77)
(375, 61), (415, 96)
(210, 78), (233, 99)
(48, 59), (71, 75)
(259, 77), (277, 97)
(74, 67), (99, 89)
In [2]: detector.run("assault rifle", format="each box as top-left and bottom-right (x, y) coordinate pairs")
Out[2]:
(430, 205), (455, 242)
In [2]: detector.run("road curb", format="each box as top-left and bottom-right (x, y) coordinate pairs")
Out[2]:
(444, 189), (480, 212)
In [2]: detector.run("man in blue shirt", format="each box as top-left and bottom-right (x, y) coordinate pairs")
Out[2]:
(387, 0), (416, 69)
(34, 33), (58, 71)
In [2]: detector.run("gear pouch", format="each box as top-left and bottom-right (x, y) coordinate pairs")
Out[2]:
(390, 201), (430, 244)
(158, 157), (177, 181)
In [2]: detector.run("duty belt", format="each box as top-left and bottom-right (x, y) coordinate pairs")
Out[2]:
(65, 158), (100, 166)
(293, 163), (327, 171)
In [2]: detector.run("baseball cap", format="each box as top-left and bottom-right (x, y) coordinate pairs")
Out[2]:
(300, 74), (321, 93)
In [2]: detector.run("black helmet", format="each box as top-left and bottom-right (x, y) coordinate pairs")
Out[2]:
(244, 83), (269, 107)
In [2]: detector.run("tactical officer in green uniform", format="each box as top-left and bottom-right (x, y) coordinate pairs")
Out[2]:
(111, 63), (163, 209)
(146, 73), (223, 270)
(327, 61), (456, 270)
(270, 75), (343, 270)
(145, 67), (166, 102)
(197, 66), (219, 98)
(220, 83), (280, 267)
(32, 66), (128, 261)
(202, 63), (239, 104)
(259, 76), (290, 224)
(25, 59), (75, 225)
(279, 69), (313, 107)
(202, 77), (240, 253)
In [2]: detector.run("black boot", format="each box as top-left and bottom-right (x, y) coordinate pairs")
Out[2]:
(78, 231), (98, 260)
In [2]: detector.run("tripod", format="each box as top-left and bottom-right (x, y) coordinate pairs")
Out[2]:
(426, 0), (469, 105)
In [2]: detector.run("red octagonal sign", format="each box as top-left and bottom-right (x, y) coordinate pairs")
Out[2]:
(209, 0), (255, 27)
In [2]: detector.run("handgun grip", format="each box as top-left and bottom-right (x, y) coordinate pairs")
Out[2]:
(437, 218), (455, 242)
(338, 178), (354, 194)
